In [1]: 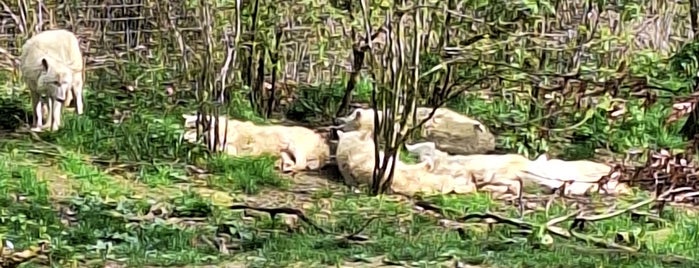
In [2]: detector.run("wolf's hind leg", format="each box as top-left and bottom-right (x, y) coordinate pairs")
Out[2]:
(72, 72), (84, 115)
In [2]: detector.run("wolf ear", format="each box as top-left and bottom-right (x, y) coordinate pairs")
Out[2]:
(40, 58), (49, 72)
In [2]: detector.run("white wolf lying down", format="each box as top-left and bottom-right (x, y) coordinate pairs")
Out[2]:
(405, 141), (632, 196)
(20, 29), (85, 132)
(335, 130), (475, 195)
(334, 107), (496, 155)
(405, 141), (533, 195)
(182, 114), (331, 173)
(521, 154), (632, 196)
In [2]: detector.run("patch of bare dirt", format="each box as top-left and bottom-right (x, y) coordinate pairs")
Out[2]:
(36, 165), (76, 200)
(241, 171), (347, 209)
(36, 162), (194, 204)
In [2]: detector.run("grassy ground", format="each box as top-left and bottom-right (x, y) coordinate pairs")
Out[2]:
(0, 81), (696, 268)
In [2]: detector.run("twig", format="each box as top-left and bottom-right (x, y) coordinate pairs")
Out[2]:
(340, 216), (378, 242)
(228, 204), (329, 234)
(458, 212), (533, 230)
(575, 187), (687, 223)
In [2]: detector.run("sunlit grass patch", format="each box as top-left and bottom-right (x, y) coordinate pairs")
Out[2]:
(422, 192), (499, 216)
(237, 189), (699, 267)
(205, 154), (289, 194)
(240, 193), (486, 267)
(51, 111), (195, 162)
(135, 164), (189, 187)
(310, 186), (335, 199)
(0, 155), (63, 260)
(54, 191), (224, 266)
(57, 151), (134, 198)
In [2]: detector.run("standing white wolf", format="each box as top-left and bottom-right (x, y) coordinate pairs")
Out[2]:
(20, 29), (85, 132)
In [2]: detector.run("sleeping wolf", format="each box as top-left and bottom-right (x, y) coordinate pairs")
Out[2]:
(405, 141), (531, 194)
(182, 114), (331, 172)
(335, 130), (475, 195)
(405, 142), (632, 196)
(335, 107), (495, 155)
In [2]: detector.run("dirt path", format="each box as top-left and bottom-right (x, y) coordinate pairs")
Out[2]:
(234, 171), (347, 208)
(36, 165), (76, 200)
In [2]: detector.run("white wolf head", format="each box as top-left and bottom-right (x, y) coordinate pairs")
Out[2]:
(334, 108), (382, 133)
(37, 58), (73, 102)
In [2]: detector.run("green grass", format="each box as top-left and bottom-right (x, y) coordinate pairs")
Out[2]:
(0, 5), (697, 265)
(0, 76), (695, 267)
(0, 71), (695, 267)
(206, 154), (289, 194)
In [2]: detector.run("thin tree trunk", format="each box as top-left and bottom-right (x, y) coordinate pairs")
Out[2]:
(681, 0), (699, 140)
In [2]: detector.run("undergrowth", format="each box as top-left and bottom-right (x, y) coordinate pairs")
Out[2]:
(0, 17), (695, 268)
(0, 71), (694, 267)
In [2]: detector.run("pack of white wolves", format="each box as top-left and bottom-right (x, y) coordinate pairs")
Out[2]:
(19, 28), (632, 198)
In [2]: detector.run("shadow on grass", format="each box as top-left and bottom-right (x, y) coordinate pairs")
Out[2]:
(0, 97), (30, 131)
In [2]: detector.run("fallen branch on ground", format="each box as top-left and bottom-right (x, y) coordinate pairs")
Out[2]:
(229, 204), (330, 234)
(228, 204), (378, 243)
(412, 188), (696, 264)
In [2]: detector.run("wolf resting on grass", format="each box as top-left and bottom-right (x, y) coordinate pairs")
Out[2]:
(405, 141), (632, 196)
(335, 107), (496, 155)
(335, 130), (475, 195)
(182, 114), (332, 173)
(520, 154), (632, 196)
(405, 141), (533, 195)
(20, 29), (85, 132)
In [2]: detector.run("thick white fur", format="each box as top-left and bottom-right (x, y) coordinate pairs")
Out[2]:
(182, 114), (331, 172)
(335, 108), (385, 134)
(20, 29), (84, 132)
(334, 130), (392, 187)
(336, 107), (488, 134)
(405, 141), (531, 194)
(405, 142), (632, 196)
(336, 107), (495, 155)
(335, 131), (475, 195)
(520, 154), (632, 195)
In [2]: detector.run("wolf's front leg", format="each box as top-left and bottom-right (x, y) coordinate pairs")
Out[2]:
(279, 151), (295, 173)
(286, 143), (307, 171)
(48, 98), (63, 131)
(45, 99), (54, 130)
(30, 92), (43, 132)
(278, 139), (300, 172)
